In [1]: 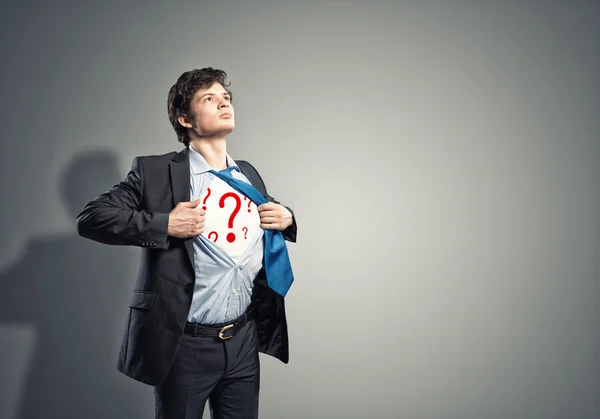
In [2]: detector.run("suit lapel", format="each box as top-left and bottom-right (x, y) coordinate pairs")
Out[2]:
(169, 147), (195, 268)
(236, 160), (268, 199)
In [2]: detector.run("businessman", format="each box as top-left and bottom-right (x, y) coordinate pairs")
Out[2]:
(76, 67), (297, 419)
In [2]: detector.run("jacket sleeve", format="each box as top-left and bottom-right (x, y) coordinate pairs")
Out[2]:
(75, 157), (170, 249)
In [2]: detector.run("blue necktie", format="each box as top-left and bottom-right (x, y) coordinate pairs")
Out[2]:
(208, 167), (294, 297)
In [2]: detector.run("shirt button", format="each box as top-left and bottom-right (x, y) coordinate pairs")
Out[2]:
(184, 283), (193, 293)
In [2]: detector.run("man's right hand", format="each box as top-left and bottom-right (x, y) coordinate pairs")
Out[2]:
(167, 199), (205, 238)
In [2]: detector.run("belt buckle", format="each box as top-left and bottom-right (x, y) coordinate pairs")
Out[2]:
(218, 324), (234, 340)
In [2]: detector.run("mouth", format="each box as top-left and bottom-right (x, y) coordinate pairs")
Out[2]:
(219, 113), (233, 119)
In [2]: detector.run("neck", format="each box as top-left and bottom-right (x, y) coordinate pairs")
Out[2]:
(189, 137), (228, 170)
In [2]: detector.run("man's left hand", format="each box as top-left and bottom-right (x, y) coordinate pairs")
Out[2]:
(258, 202), (292, 231)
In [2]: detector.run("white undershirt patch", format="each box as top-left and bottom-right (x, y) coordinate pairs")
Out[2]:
(199, 176), (261, 262)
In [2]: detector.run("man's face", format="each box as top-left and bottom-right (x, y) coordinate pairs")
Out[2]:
(179, 82), (234, 138)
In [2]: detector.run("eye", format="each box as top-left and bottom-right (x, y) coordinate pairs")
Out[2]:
(205, 97), (213, 102)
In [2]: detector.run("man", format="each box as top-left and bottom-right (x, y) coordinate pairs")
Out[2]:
(76, 67), (297, 419)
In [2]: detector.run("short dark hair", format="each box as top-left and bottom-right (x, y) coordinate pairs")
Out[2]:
(167, 67), (233, 146)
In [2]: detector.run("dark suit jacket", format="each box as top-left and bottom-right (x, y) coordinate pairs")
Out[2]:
(76, 146), (296, 385)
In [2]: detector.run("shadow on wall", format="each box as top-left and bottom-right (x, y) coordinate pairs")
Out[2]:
(0, 150), (151, 419)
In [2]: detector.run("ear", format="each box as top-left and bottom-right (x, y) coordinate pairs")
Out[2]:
(178, 114), (193, 129)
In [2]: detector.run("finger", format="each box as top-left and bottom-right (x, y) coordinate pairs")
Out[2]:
(261, 222), (282, 230)
(258, 202), (276, 211)
(260, 216), (281, 224)
(258, 209), (278, 216)
(185, 198), (201, 207)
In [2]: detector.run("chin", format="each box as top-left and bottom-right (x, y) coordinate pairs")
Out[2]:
(222, 121), (235, 131)
(221, 125), (235, 136)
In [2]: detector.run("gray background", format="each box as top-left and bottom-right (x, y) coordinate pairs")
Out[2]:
(0, 1), (598, 418)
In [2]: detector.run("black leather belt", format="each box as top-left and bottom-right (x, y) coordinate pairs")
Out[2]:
(184, 308), (254, 340)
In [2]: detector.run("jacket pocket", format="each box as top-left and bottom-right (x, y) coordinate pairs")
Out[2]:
(128, 291), (156, 310)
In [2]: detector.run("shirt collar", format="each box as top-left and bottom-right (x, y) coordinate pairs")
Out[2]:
(188, 145), (240, 175)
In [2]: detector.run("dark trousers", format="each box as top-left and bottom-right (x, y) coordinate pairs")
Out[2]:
(154, 318), (260, 419)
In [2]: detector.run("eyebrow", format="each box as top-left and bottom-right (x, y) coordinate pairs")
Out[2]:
(198, 92), (231, 99)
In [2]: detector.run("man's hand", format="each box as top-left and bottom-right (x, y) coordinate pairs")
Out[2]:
(258, 202), (292, 231)
(168, 199), (205, 238)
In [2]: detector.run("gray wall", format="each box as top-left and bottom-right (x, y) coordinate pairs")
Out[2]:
(0, 1), (598, 418)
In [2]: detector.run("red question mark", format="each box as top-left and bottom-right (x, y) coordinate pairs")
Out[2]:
(219, 192), (241, 243)
(208, 231), (218, 242)
(244, 196), (251, 212)
(202, 188), (211, 210)
(242, 227), (248, 239)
